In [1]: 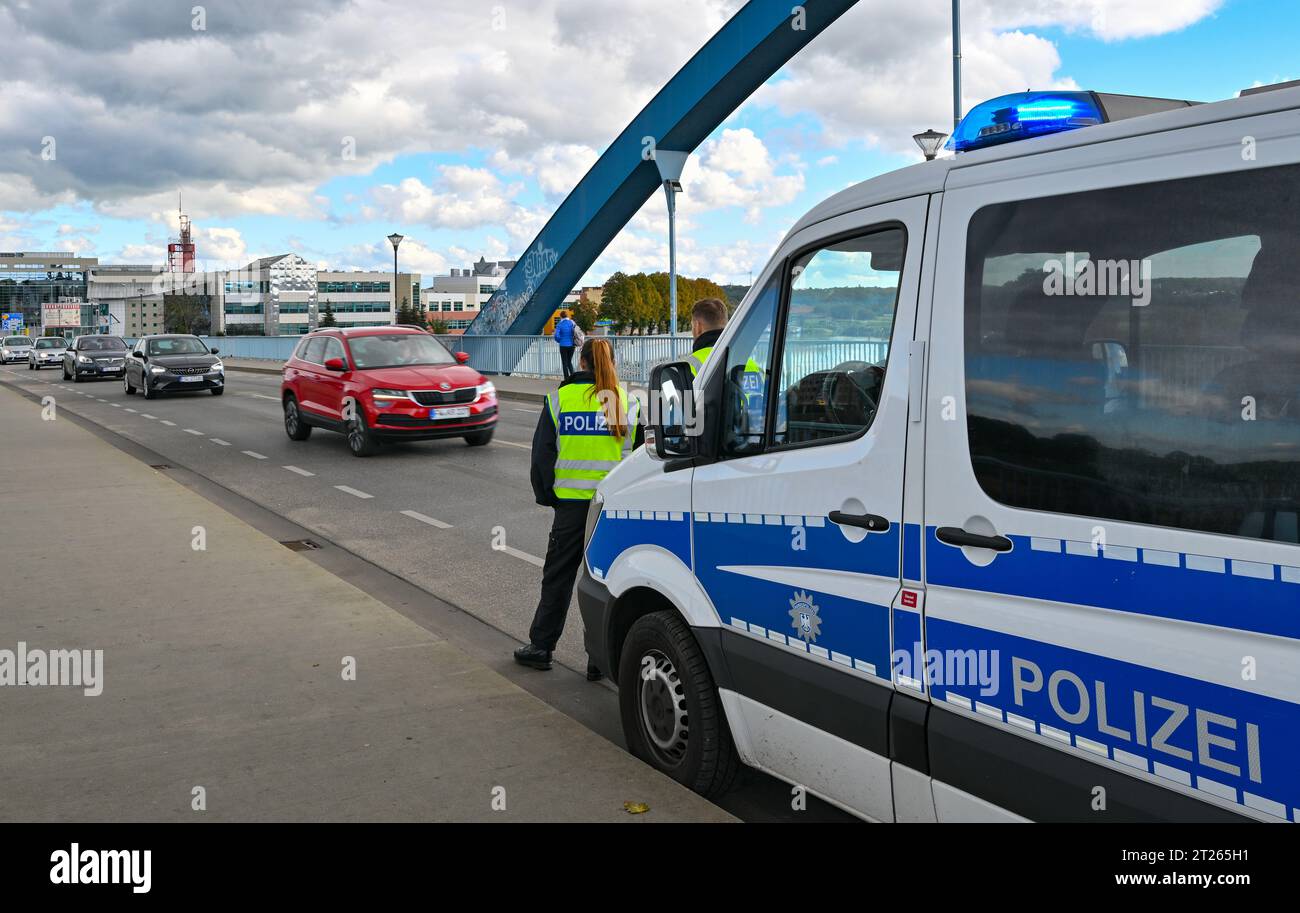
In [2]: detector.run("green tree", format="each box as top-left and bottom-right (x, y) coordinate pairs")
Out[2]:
(572, 297), (599, 332)
(428, 318), (450, 334)
(320, 300), (337, 328)
(395, 295), (414, 325)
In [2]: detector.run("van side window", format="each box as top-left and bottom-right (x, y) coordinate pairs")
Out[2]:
(773, 226), (904, 445)
(720, 279), (779, 456)
(964, 163), (1300, 543)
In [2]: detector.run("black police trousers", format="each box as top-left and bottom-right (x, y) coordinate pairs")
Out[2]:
(527, 500), (591, 651)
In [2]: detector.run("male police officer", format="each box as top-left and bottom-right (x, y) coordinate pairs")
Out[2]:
(686, 297), (728, 376)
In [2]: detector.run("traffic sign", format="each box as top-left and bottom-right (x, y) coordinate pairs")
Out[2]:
(1, 312), (24, 332)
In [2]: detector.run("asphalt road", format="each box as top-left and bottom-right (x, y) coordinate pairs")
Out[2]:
(0, 363), (858, 823)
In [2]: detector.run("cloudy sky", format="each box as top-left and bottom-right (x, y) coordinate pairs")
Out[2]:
(0, 0), (1292, 285)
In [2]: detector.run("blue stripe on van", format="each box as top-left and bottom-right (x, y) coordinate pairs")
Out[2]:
(585, 512), (691, 577)
(903, 522), (922, 582)
(926, 528), (1300, 641)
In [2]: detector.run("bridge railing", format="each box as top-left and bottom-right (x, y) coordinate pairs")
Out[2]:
(137, 333), (891, 387)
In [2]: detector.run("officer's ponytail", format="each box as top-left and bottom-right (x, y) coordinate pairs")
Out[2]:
(582, 338), (627, 440)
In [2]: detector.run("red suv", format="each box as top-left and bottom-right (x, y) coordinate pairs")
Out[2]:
(280, 327), (497, 456)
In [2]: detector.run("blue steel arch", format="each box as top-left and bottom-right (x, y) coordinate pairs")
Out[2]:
(466, 0), (861, 336)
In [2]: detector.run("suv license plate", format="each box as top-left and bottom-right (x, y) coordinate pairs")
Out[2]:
(432, 406), (470, 419)
(181, 375), (204, 382)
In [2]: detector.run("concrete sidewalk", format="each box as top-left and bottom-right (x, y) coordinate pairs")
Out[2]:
(0, 383), (733, 822)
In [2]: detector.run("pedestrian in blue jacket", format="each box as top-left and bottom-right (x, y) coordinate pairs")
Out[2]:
(553, 311), (577, 378)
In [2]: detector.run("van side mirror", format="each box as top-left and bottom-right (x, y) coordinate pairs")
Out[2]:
(648, 360), (700, 461)
(455, 351), (471, 364)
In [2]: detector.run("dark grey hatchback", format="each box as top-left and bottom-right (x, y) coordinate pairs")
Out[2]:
(124, 335), (225, 399)
(62, 335), (129, 381)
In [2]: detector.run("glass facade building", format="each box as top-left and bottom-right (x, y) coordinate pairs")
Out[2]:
(0, 253), (98, 336)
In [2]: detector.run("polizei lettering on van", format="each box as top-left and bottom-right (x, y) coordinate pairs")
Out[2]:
(1011, 657), (1263, 784)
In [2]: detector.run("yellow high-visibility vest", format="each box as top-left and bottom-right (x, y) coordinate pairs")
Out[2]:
(548, 382), (640, 501)
(687, 346), (714, 376)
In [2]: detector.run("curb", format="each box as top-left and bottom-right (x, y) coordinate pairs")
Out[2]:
(226, 364), (283, 377)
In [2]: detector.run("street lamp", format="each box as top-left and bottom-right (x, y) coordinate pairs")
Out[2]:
(913, 129), (949, 161)
(653, 150), (689, 337)
(387, 232), (404, 325)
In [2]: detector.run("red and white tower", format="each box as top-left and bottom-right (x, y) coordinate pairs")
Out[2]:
(168, 195), (196, 273)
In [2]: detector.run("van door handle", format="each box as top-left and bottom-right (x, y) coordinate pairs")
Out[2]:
(829, 511), (890, 533)
(936, 527), (1013, 552)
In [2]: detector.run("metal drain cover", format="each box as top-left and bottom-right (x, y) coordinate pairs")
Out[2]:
(280, 539), (322, 552)
(149, 464), (172, 470)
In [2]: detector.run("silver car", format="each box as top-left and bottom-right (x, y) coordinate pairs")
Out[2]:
(1, 336), (33, 364)
(27, 336), (68, 370)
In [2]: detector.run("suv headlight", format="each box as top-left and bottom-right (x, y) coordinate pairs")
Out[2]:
(211, 360), (224, 373)
(371, 388), (408, 401)
(476, 381), (496, 399)
(150, 365), (166, 374)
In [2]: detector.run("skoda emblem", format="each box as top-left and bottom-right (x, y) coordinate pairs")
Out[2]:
(788, 590), (822, 643)
(439, 382), (451, 390)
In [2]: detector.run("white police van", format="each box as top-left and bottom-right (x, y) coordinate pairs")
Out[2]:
(577, 84), (1300, 822)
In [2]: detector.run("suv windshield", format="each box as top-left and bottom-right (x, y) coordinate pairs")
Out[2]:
(79, 337), (126, 351)
(35, 338), (66, 349)
(4, 337), (30, 346)
(147, 337), (209, 356)
(348, 334), (455, 370)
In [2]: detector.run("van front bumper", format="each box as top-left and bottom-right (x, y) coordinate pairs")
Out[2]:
(576, 565), (615, 676)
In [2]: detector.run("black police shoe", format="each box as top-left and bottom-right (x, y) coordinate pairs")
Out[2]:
(585, 662), (603, 682)
(513, 644), (553, 671)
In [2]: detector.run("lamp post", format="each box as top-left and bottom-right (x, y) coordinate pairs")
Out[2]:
(653, 150), (688, 336)
(913, 129), (949, 161)
(952, 0), (963, 128)
(387, 232), (404, 325)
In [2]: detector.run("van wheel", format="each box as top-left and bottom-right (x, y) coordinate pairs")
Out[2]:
(618, 610), (740, 799)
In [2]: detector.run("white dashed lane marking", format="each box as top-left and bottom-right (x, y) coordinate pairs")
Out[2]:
(210, 438), (231, 446)
(335, 485), (373, 500)
(160, 420), (176, 426)
(283, 465), (314, 477)
(242, 450), (268, 460)
(497, 545), (545, 568)
(184, 429), (204, 436)
(400, 510), (452, 529)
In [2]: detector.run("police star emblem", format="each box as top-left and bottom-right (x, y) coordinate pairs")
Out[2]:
(788, 590), (822, 643)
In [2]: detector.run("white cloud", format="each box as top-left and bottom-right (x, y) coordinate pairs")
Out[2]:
(368, 167), (520, 230)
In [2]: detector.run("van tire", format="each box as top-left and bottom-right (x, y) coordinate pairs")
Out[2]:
(618, 610), (740, 799)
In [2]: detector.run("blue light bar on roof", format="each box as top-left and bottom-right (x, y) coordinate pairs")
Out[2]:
(947, 91), (1107, 153)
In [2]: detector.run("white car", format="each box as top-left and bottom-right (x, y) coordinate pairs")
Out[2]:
(27, 337), (68, 370)
(1, 336), (33, 364)
(581, 83), (1300, 823)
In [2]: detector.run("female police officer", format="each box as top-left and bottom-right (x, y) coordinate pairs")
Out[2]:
(514, 337), (642, 673)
